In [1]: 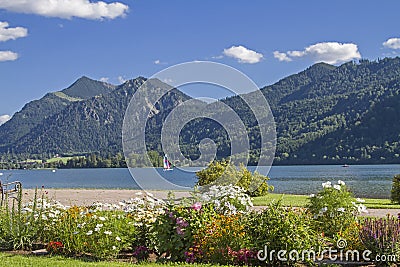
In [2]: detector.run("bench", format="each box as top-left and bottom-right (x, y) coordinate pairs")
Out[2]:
(0, 180), (22, 204)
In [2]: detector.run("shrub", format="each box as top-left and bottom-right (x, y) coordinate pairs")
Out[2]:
(391, 174), (400, 204)
(196, 185), (253, 215)
(42, 203), (136, 259)
(151, 202), (217, 262)
(196, 160), (273, 196)
(119, 192), (166, 249)
(0, 188), (48, 250)
(188, 213), (254, 265)
(307, 180), (367, 239)
(360, 217), (400, 266)
(246, 201), (320, 266)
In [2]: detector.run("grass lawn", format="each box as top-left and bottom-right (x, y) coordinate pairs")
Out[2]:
(46, 157), (77, 164)
(252, 193), (400, 209)
(0, 252), (219, 267)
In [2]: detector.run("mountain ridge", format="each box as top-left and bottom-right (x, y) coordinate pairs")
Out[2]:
(1, 57), (400, 165)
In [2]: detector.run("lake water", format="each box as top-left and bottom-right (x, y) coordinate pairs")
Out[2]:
(1, 164), (399, 198)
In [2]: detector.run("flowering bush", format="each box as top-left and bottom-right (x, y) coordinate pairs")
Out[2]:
(119, 192), (166, 248)
(47, 241), (63, 254)
(307, 180), (367, 239)
(246, 201), (320, 266)
(360, 217), (400, 266)
(188, 213), (254, 265)
(41, 203), (136, 259)
(151, 201), (216, 262)
(196, 185), (253, 215)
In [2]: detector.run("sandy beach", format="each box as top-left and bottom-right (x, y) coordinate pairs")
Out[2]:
(21, 189), (192, 206)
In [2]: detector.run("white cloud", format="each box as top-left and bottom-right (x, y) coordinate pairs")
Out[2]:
(0, 0), (129, 20)
(273, 51), (292, 62)
(0, 50), (18, 61)
(99, 77), (109, 83)
(275, 42), (361, 64)
(118, 76), (126, 83)
(383, 38), (400, 49)
(211, 55), (223, 59)
(0, 21), (27, 42)
(0, 114), (11, 125)
(223, 45), (263, 64)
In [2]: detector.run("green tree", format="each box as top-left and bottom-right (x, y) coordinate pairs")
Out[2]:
(196, 160), (273, 196)
(390, 174), (400, 203)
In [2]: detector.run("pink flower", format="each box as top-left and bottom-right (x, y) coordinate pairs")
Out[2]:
(176, 226), (185, 235)
(192, 202), (202, 211)
(176, 217), (189, 227)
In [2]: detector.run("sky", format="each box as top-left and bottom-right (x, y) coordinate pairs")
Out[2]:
(1, 0), (400, 125)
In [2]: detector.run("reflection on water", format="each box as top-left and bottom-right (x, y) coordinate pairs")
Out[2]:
(0, 164), (399, 198)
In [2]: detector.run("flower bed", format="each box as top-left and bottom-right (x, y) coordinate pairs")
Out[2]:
(0, 183), (399, 266)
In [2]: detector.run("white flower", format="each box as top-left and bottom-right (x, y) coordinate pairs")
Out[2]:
(321, 207), (328, 213)
(333, 184), (341, 191)
(99, 217), (106, 221)
(338, 180), (345, 186)
(86, 230), (93, 235)
(112, 246), (117, 250)
(94, 224), (103, 232)
(22, 207), (33, 213)
(309, 194), (315, 198)
(357, 204), (368, 213)
(104, 231), (112, 235)
(322, 181), (332, 188)
(356, 198), (365, 203)
(116, 236), (121, 241)
(337, 208), (345, 212)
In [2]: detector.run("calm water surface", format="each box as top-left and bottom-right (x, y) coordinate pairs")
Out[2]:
(1, 164), (399, 198)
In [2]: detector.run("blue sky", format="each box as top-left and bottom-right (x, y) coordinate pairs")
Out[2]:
(1, 0), (400, 124)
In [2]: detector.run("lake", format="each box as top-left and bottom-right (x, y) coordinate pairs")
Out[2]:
(1, 164), (399, 198)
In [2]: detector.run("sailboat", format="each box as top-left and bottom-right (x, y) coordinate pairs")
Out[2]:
(163, 154), (173, 171)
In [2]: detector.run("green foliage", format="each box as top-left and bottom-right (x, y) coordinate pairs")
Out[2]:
(196, 161), (273, 196)
(391, 174), (400, 204)
(43, 206), (136, 259)
(360, 217), (400, 266)
(245, 201), (321, 266)
(0, 188), (47, 250)
(190, 214), (253, 265)
(196, 160), (229, 186)
(151, 203), (217, 262)
(307, 180), (366, 239)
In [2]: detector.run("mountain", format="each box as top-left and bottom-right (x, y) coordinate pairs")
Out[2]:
(3, 77), (191, 156)
(250, 57), (400, 164)
(0, 76), (115, 153)
(2, 57), (400, 165)
(178, 57), (400, 164)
